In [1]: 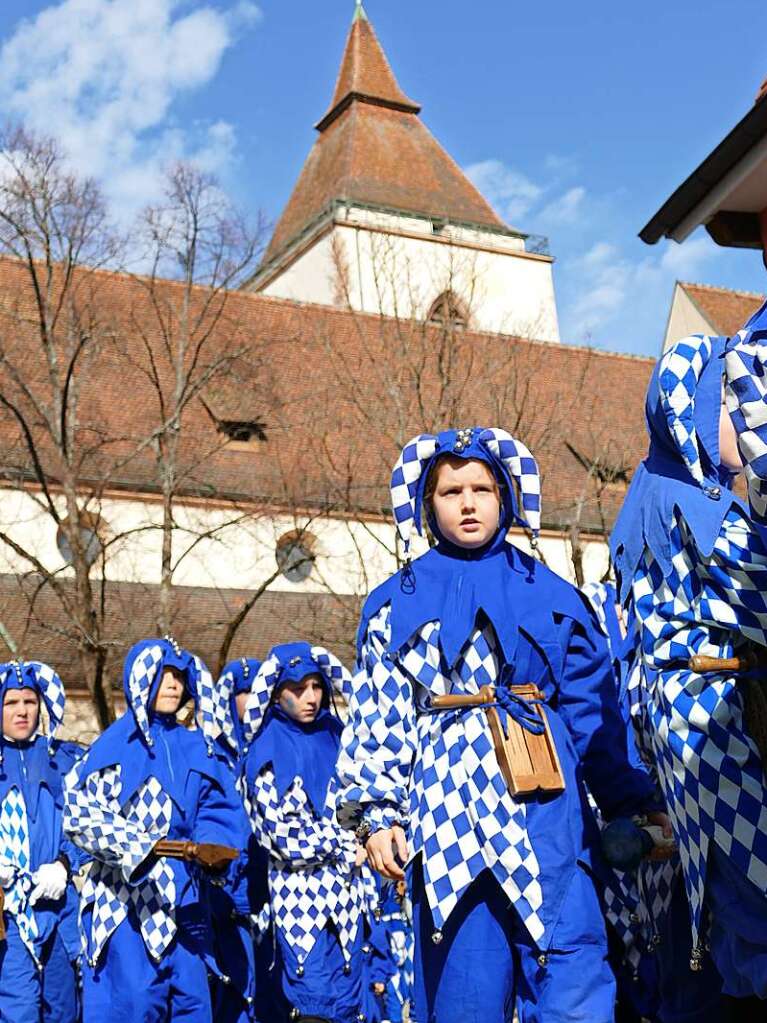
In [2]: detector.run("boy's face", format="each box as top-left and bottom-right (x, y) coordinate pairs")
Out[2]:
(3, 687), (40, 741)
(277, 673), (324, 724)
(152, 667), (186, 716)
(430, 457), (501, 549)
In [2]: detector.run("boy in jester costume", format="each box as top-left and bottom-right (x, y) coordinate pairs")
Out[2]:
(242, 642), (368, 1023)
(0, 658), (87, 1023)
(212, 657), (270, 1023)
(63, 637), (250, 1023)
(611, 311), (767, 1007)
(336, 426), (669, 1023)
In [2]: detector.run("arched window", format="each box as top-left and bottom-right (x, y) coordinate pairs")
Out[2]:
(275, 530), (316, 583)
(427, 290), (468, 329)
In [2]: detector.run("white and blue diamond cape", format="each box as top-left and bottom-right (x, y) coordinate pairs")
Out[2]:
(0, 661), (86, 966)
(63, 638), (250, 967)
(612, 330), (767, 953)
(242, 642), (369, 965)
(580, 587), (679, 979)
(338, 428), (657, 948)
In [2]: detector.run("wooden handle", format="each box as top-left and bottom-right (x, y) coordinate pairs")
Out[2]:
(689, 653), (756, 673)
(430, 685), (495, 710)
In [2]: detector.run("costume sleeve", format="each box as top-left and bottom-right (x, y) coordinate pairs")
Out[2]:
(194, 767), (252, 909)
(251, 767), (353, 869)
(556, 610), (660, 820)
(62, 760), (156, 884)
(725, 333), (767, 522)
(687, 508), (767, 645)
(336, 604), (417, 832)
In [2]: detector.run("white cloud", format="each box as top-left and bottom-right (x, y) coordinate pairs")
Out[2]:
(465, 159), (543, 225)
(538, 186), (586, 227)
(463, 154), (760, 353)
(0, 0), (261, 219)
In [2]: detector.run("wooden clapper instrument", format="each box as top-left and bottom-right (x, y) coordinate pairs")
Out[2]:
(430, 683), (565, 797)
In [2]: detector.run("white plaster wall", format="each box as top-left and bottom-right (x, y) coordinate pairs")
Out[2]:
(662, 284), (714, 352)
(260, 216), (560, 342)
(0, 488), (608, 601)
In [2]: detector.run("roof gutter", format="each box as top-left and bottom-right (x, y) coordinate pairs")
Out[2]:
(639, 96), (767, 245)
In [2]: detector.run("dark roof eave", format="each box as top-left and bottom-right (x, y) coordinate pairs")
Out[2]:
(639, 97), (767, 245)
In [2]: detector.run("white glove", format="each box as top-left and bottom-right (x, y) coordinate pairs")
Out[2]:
(0, 863), (15, 889)
(29, 860), (68, 906)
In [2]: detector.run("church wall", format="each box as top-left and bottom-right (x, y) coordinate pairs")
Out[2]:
(0, 485), (609, 603)
(260, 217), (560, 342)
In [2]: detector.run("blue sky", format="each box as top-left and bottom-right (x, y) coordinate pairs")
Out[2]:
(0, 0), (765, 355)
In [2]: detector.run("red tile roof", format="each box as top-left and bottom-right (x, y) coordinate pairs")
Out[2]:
(262, 11), (507, 266)
(317, 7), (420, 129)
(681, 281), (765, 337)
(0, 257), (653, 537)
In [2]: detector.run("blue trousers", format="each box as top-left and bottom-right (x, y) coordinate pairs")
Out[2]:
(412, 865), (615, 1023)
(706, 845), (767, 1000)
(274, 922), (363, 1023)
(211, 917), (257, 1023)
(0, 918), (77, 1023)
(82, 918), (212, 1023)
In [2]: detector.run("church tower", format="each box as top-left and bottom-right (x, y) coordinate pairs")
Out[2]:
(248, 4), (560, 341)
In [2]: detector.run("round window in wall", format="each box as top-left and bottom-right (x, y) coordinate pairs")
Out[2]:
(275, 531), (316, 583)
(56, 511), (106, 568)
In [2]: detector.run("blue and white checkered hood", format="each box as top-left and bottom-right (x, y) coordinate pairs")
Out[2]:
(391, 427), (541, 559)
(0, 660), (66, 764)
(611, 334), (745, 602)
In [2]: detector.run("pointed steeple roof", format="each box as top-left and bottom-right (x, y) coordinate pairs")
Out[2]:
(316, 4), (420, 132)
(261, 8), (508, 268)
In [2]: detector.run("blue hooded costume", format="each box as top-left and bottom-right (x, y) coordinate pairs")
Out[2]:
(63, 637), (250, 1023)
(0, 659), (87, 1023)
(337, 426), (659, 1023)
(242, 642), (368, 1023)
(582, 584), (726, 1023)
(211, 658), (269, 1023)
(611, 323), (767, 1000)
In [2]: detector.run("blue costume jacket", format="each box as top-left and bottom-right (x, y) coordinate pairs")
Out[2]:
(63, 638), (249, 971)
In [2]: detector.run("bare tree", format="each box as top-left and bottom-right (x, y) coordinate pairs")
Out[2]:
(0, 125), (126, 727)
(122, 162), (278, 636)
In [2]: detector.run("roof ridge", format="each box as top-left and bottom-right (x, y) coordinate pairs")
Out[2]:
(680, 279), (766, 299)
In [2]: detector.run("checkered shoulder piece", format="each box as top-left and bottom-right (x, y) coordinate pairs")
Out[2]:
(63, 759), (176, 964)
(249, 765), (365, 963)
(726, 329), (767, 521)
(629, 504), (767, 948)
(336, 603), (544, 943)
(658, 334), (715, 490)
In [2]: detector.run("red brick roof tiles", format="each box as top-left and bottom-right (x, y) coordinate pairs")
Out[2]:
(682, 281), (765, 337)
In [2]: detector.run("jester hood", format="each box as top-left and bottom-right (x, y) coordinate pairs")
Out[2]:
(361, 426), (596, 670)
(80, 637), (226, 805)
(243, 642), (353, 815)
(611, 334), (745, 602)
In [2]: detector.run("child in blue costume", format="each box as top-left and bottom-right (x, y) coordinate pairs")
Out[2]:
(0, 659), (87, 1023)
(242, 642), (368, 1023)
(212, 657), (270, 1023)
(63, 636), (250, 1023)
(377, 882), (413, 1023)
(337, 426), (668, 1023)
(611, 319), (767, 1007)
